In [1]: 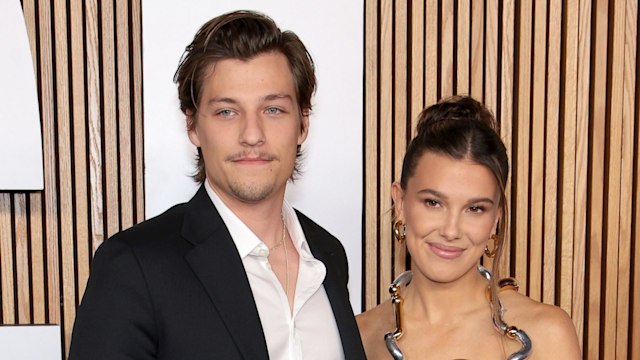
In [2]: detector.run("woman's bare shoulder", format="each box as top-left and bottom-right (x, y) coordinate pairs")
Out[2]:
(356, 300), (392, 335)
(356, 301), (395, 360)
(500, 291), (582, 359)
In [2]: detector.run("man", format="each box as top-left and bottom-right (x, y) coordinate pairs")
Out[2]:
(69, 10), (365, 360)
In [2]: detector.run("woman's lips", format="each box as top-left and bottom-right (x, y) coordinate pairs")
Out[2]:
(428, 243), (464, 259)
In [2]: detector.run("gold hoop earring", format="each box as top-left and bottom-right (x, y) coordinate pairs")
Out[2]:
(393, 221), (406, 242)
(484, 234), (498, 258)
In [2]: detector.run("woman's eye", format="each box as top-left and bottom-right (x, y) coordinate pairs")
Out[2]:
(468, 205), (485, 213)
(424, 199), (439, 207)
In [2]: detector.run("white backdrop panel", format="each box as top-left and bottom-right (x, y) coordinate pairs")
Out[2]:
(143, 1), (363, 311)
(0, 0), (43, 190)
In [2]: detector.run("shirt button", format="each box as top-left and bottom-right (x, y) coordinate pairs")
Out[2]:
(258, 249), (267, 257)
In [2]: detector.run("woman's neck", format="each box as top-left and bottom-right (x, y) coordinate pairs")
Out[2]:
(401, 266), (489, 326)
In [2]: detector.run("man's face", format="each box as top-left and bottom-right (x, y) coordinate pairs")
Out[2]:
(188, 52), (308, 205)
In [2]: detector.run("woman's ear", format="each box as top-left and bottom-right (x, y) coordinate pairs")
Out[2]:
(391, 182), (405, 221)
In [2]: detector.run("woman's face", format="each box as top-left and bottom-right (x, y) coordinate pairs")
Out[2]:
(393, 151), (501, 284)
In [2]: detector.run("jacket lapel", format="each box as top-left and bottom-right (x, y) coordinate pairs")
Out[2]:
(182, 186), (269, 360)
(299, 212), (366, 359)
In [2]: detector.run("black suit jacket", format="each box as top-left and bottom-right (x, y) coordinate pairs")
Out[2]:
(69, 185), (366, 359)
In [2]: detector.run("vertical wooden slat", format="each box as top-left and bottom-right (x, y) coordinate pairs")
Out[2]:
(470, 0), (484, 100)
(514, 0), (533, 292)
(86, 0), (105, 255)
(586, 0), (608, 357)
(0, 194), (15, 324)
(484, 0), (498, 113)
(70, 0), (90, 303)
(131, 0), (145, 224)
(410, 0), (425, 130)
(102, 0), (120, 238)
(29, 193), (45, 323)
(561, 0), (579, 317)
(14, 194), (30, 323)
(440, 0), (454, 98)
(529, 0), (548, 302)
(615, 1), (637, 357)
(572, 0), (593, 343)
(424, 0), (438, 105)
(116, 0), (133, 229)
(364, 0), (379, 310)
(497, 0), (515, 279)
(39, 0), (61, 325)
(543, 0), (562, 306)
(393, 0), (408, 278)
(53, 0), (77, 351)
(379, 0), (393, 302)
(456, 0), (470, 95)
(603, 0), (626, 357)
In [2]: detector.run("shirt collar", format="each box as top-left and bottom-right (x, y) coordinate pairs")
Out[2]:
(203, 179), (312, 259)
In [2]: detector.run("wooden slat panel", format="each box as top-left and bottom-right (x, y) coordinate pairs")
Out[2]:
(484, 0), (498, 113)
(53, 1), (77, 351)
(497, 0), (515, 279)
(364, 0), (379, 310)
(528, 0), (548, 302)
(379, 0), (393, 302)
(102, 0), (120, 238)
(131, 0), (145, 224)
(29, 193), (45, 323)
(456, 0), (470, 94)
(470, 0), (484, 100)
(38, 0), (61, 325)
(543, 0), (562, 306)
(424, 0), (438, 105)
(586, 0), (608, 357)
(0, 194), (15, 324)
(572, 0), (593, 343)
(86, 0), (105, 254)
(70, 0), (90, 302)
(603, 0), (626, 357)
(560, 0), (579, 317)
(514, 0), (533, 292)
(117, 0), (134, 230)
(410, 0), (425, 130)
(14, 194), (30, 323)
(440, 0), (454, 98)
(393, 0), (408, 278)
(615, 1), (637, 356)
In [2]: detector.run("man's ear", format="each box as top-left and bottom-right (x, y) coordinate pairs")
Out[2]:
(298, 109), (310, 145)
(186, 112), (201, 147)
(391, 182), (405, 221)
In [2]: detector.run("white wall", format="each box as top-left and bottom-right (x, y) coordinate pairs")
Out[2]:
(0, 0), (43, 190)
(143, 1), (363, 311)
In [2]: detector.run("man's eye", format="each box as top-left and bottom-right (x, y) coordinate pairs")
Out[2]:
(265, 107), (281, 115)
(216, 109), (234, 116)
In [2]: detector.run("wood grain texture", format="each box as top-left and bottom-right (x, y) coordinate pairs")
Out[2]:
(379, 0), (394, 302)
(364, 0), (379, 310)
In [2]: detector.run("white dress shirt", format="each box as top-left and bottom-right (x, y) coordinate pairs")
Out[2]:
(204, 181), (344, 360)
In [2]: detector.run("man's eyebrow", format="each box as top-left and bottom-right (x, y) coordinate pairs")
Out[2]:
(206, 97), (237, 106)
(262, 93), (293, 102)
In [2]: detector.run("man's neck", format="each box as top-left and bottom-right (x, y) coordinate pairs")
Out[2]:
(207, 180), (286, 241)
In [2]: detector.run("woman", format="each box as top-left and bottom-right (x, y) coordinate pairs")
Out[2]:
(357, 96), (580, 359)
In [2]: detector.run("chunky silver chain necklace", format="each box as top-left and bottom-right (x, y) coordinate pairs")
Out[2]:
(384, 265), (532, 360)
